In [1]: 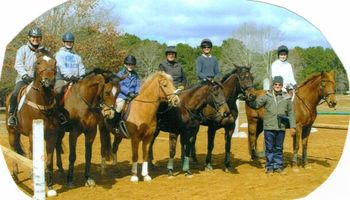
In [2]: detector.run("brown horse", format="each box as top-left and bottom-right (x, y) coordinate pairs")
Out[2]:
(246, 71), (337, 168)
(118, 71), (179, 182)
(5, 49), (58, 191)
(147, 79), (230, 177)
(55, 71), (119, 187)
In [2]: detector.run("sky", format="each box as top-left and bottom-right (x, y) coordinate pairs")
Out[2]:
(107, 0), (330, 48)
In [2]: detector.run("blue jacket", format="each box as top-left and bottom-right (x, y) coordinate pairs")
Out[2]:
(117, 68), (141, 100)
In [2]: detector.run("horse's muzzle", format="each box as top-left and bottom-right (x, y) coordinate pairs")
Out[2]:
(169, 94), (180, 107)
(41, 78), (55, 88)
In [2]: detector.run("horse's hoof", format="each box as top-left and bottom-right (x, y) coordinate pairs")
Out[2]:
(85, 178), (96, 187)
(66, 181), (75, 188)
(130, 175), (139, 182)
(185, 170), (193, 178)
(143, 175), (152, 182)
(149, 163), (157, 171)
(224, 166), (235, 173)
(205, 164), (213, 171)
(47, 189), (57, 197)
(168, 169), (174, 177)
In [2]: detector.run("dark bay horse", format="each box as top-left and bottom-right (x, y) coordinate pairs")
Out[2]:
(148, 79), (231, 177)
(55, 71), (119, 187)
(5, 49), (58, 191)
(198, 65), (255, 172)
(246, 71), (337, 168)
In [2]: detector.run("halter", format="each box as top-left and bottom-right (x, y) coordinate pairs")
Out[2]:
(318, 79), (336, 106)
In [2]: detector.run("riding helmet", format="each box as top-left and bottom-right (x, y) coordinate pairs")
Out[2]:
(62, 32), (75, 42)
(272, 76), (284, 84)
(200, 39), (213, 48)
(124, 55), (137, 65)
(28, 27), (42, 37)
(277, 45), (289, 55)
(165, 46), (177, 55)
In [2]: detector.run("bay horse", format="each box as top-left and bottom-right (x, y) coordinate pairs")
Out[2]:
(148, 79), (231, 177)
(197, 65), (255, 172)
(246, 71), (337, 168)
(55, 70), (119, 187)
(102, 71), (180, 182)
(5, 49), (58, 191)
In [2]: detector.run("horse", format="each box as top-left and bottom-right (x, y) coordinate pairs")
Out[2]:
(246, 71), (337, 169)
(147, 79), (231, 177)
(55, 70), (119, 187)
(5, 49), (58, 192)
(196, 65), (255, 172)
(101, 71), (180, 182)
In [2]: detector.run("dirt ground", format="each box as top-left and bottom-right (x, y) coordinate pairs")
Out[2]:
(0, 95), (349, 200)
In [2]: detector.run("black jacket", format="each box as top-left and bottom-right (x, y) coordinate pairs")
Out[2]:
(159, 60), (187, 87)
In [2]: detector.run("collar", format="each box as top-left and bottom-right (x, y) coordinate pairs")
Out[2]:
(202, 54), (212, 58)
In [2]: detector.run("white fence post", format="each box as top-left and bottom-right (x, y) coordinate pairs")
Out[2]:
(33, 119), (45, 200)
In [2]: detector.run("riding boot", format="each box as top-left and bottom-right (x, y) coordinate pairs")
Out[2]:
(7, 94), (18, 126)
(113, 112), (129, 138)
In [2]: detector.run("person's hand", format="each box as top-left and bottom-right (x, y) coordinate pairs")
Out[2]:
(128, 92), (136, 99)
(22, 74), (33, 84)
(289, 128), (296, 136)
(177, 85), (185, 90)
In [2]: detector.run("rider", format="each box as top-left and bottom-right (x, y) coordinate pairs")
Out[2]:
(114, 55), (141, 137)
(247, 76), (296, 175)
(7, 27), (47, 126)
(195, 39), (222, 83)
(54, 32), (85, 124)
(159, 45), (187, 92)
(271, 45), (297, 99)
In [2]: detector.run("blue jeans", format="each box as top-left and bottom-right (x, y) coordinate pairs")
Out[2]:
(264, 130), (285, 170)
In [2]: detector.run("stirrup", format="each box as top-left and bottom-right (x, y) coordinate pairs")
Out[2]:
(7, 115), (18, 126)
(118, 121), (130, 138)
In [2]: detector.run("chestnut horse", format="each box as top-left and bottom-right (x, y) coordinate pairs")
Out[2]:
(148, 79), (230, 177)
(5, 49), (58, 191)
(55, 70), (119, 187)
(107, 71), (179, 182)
(246, 71), (337, 168)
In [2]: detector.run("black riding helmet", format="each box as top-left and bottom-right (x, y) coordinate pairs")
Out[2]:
(124, 55), (137, 65)
(200, 39), (213, 48)
(277, 45), (288, 56)
(62, 32), (75, 42)
(28, 27), (42, 37)
(165, 46), (177, 56)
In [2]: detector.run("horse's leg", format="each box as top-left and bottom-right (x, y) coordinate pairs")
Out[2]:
(189, 133), (198, 163)
(167, 132), (178, 177)
(56, 130), (65, 174)
(8, 130), (21, 182)
(255, 120), (265, 158)
(182, 127), (199, 177)
(292, 125), (302, 170)
(45, 129), (57, 196)
(99, 123), (110, 175)
(302, 126), (312, 169)
(112, 135), (122, 165)
(84, 131), (97, 187)
(142, 134), (154, 181)
(148, 129), (160, 169)
(224, 126), (235, 172)
(130, 137), (140, 182)
(205, 125), (216, 171)
(247, 120), (257, 160)
(66, 131), (78, 187)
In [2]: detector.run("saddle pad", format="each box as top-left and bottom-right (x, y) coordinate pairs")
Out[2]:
(17, 82), (33, 112)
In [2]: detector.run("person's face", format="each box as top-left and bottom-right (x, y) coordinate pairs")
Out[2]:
(125, 63), (136, 71)
(272, 82), (283, 92)
(64, 41), (74, 49)
(202, 46), (211, 54)
(166, 52), (176, 61)
(278, 52), (288, 62)
(29, 36), (42, 45)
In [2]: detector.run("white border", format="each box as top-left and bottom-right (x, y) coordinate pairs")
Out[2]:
(0, 1), (349, 199)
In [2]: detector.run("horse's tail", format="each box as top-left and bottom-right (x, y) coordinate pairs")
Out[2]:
(99, 121), (113, 161)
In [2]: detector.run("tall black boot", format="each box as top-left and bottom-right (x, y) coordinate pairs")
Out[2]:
(7, 94), (18, 126)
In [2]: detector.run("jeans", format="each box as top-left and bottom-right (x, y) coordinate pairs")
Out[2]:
(264, 130), (285, 170)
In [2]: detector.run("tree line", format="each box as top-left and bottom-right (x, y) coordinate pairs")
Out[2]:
(0, 0), (348, 105)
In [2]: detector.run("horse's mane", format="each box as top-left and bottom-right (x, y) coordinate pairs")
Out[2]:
(221, 69), (237, 83)
(36, 48), (54, 60)
(298, 72), (323, 88)
(140, 71), (173, 91)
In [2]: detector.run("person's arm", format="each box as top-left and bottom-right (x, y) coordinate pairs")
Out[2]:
(270, 60), (278, 79)
(55, 52), (65, 79)
(135, 75), (141, 93)
(287, 63), (297, 85)
(247, 95), (267, 109)
(287, 99), (296, 128)
(195, 57), (207, 80)
(14, 47), (28, 77)
(159, 63), (165, 71)
(180, 66), (187, 88)
(213, 58), (222, 81)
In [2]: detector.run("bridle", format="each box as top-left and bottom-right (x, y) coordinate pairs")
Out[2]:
(318, 79), (336, 106)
